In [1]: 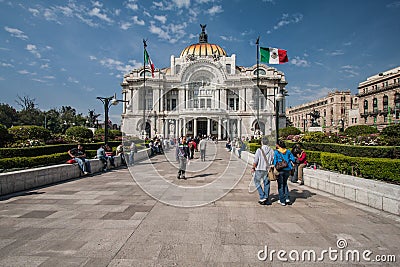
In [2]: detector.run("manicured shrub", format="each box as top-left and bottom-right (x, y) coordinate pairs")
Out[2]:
(8, 125), (51, 143)
(319, 152), (400, 182)
(65, 126), (93, 142)
(344, 125), (379, 137)
(279, 126), (301, 138)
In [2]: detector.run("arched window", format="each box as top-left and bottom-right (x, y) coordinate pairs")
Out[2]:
(140, 70), (152, 77)
(253, 69), (266, 76)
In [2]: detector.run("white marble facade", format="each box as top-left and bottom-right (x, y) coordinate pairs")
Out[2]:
(121, 27), (288, 140)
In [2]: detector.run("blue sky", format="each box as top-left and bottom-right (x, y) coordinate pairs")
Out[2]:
(1, 0), (400, 124)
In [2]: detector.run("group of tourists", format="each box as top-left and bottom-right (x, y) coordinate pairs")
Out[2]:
(252, 138), (307, 206)
(68, 144), (124, 175)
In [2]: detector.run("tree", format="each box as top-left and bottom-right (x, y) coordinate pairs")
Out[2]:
(15, 95), (43, 126)
(0, 103), (18, 128)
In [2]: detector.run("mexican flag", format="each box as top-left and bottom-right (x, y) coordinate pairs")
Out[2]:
(144, 49), (155, 77)
(260, 47), (288, 64)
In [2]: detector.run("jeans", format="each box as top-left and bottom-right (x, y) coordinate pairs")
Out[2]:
(200, 149), (206, 161)
(277, 170), (290, 203)
(74, 157), (91, 173)
(253, 170), (270, 200)
(178, 157), (187, 171)
(129, 152), (135, 165)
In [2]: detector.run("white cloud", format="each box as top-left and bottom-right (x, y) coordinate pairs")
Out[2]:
(206, 5), (223, 15)
(290, 56), (309, 67)
(89, 55), (97, 60)
(43, 75), (55, 79)
(92, 1), (103, 8)
(88, 7), (113, 23)
(133, 16), (145, 25)
(1, 62), (14, 67)
(68, 76), (79, 83)
(26, 44), (41, 58)
(97, 57), (140, 74)
(18, 70), (30, 75)
(149, 22), (187, 43)
(40, 63), (50, 69)
(270, 13), (303, 32)
(173, 0), (190, 8)
(327, 50), (344, 56)
(4, 26), (28, 40)
(386, 1), (400, 8)
(154, 15), (167, 24)
(340, 65), (359, 77)
(28, 8), (39, 16)
(120, 21), (132, 30)
(149, 23), (170, 41)
(220, 35), (237, 42)
(126, 3), (138, 11)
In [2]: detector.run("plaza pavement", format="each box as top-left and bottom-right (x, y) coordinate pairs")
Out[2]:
(0, 141), (399, 266)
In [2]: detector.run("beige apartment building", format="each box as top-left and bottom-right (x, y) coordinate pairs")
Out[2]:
(286, 66), (400, 132)
(286, 91), (351, 133)
(357, 66), (400, 129)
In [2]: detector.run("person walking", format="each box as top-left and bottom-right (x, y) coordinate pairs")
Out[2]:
(251, 137), (274, 205)
(68, 144), (91, 175)
(273, 140), (296, 206)
(199, 137), (207, 161)
(129, 141), (138, 166)
(176, 136), (190, 179)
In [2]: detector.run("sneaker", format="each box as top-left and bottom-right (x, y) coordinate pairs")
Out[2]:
(278, 200), (286, 206)
(83, 171), (88, 175)
(258, 198), (267, 204)
(299, 181), (304, 185)
(260, 200), (272, 206)
(285, 199), (292, 205)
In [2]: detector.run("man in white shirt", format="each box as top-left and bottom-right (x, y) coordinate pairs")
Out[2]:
(251, 137), (274, 205)
(199, 137), (207, 161)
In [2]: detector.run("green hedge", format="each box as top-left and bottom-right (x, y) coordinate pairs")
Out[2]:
(318, 152), (400, 182)
(285, 141), (400, 159)
(0, 150), (97, 171)
(248, 143), (261, 153)
(0, 141), (121, 159)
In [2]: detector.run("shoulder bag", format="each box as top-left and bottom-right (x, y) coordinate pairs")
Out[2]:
(260, 148), (278, 181)
(275, 151), (288, 171)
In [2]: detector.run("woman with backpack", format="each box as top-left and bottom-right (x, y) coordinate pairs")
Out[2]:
(273, 140), (296, 206)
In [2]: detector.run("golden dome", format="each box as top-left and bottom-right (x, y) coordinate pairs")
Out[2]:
(180, 43), (227, 58)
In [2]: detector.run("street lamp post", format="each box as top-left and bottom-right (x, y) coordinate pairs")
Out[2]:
(97, 94), (128, 145)
(275, 89), (284, 144)
(153, 110), (158, 136)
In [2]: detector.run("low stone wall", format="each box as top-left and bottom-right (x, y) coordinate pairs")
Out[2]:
(0, 148), (152, 196)
(236, 149), (400, 216)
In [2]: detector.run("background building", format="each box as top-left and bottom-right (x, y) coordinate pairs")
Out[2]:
(286, 91), (352, 133)
(357, 66), (400, 129)
(120, 26), (288, 140)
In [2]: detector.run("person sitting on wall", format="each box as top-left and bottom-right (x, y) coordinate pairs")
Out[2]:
(105, 144), (116, 167)
(68, 144), (91, 175)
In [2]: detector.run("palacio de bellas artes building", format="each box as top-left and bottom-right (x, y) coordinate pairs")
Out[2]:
(120, 26), (288, 140)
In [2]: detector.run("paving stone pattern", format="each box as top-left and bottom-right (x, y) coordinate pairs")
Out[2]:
(0, 141), (399, 266)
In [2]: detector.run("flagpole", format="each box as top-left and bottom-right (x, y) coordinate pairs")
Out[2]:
(143, 39), (147, 143)
(256, 36), (260, 136)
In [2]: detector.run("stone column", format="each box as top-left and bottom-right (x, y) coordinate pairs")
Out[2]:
(239, 118), (242, 138)
(193, 118), (198, 137)
(207, 118), (211, 137)
(227, 119), (230, 139)
(183, 117), (187, 136)
(221, 89), (227, 110)
(218, 118), (222, 140)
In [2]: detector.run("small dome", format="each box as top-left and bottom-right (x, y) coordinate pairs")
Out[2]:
(180, 43), (227, 58)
